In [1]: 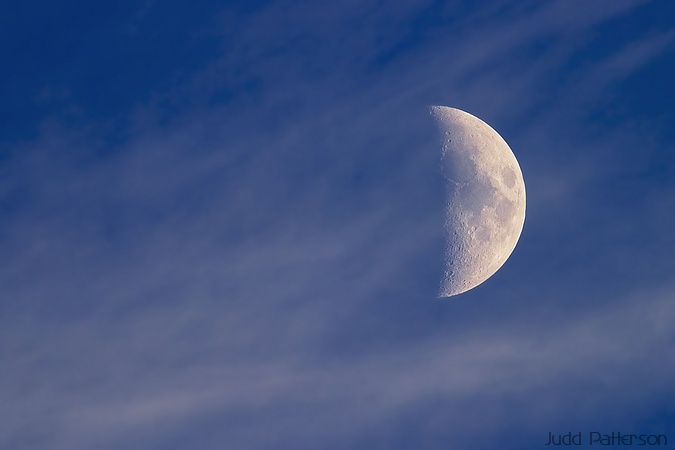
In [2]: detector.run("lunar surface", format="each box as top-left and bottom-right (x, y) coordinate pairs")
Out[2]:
(431, 106), (526, 297)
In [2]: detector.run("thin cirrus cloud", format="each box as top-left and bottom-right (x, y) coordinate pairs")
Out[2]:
(6, 282), (674, 448)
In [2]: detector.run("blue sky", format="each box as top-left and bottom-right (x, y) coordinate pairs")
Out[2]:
(1, 0), (674, 448)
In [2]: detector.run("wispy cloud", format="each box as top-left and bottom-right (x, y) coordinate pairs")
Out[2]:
(5, 280), (672, 448)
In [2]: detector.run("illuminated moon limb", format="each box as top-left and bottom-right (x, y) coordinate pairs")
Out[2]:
(430, 106), (526, 297)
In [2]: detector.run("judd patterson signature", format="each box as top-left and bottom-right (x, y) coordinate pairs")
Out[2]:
(545, 432), (668, 446)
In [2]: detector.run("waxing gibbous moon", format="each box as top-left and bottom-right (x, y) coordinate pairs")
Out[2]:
(430, 106), (526, 297)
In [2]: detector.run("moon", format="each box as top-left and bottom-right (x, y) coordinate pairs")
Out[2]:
(430, 106), (526, 297)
